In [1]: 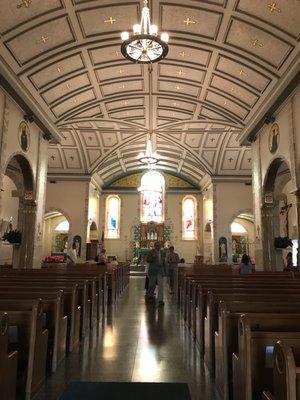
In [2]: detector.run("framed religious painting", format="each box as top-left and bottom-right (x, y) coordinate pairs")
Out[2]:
(268, 123), (279, 154)
(18, 121), (30, 152)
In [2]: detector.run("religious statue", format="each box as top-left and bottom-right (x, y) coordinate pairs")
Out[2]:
(73, 235), (81, 257)
(280, 199), (292, 237)
(219, 237), (228, 262)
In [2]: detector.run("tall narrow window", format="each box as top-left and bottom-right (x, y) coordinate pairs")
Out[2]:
(182, 196), (197, 240)
(139, 171), (164, 223)
(105, 195), (120, 238)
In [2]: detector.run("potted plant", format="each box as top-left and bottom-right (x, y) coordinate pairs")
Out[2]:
(2, 230), (22, 245)
(274, 237), (293, 249)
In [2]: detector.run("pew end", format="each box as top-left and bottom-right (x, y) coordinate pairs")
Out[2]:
(0, 313), (18, 400)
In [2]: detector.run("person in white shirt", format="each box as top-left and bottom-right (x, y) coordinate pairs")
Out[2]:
(67, 243), (77, 265)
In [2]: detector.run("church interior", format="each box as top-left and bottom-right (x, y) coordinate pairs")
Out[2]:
(0, 0), (300, 399)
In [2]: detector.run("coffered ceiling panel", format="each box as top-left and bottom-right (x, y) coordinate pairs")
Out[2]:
(235, 0), (300, 39)
(96, 64), (142, 83)
(41, 73), (91, 104)
(77, 4), (139, 38)
(1, 0), (299, 188)
(225, 18), (293, 68)
(159, 64), (206, 84)
(168, 46), (211, 69)
(0, 0), (63, 35)
(158, 80), (200, 97)
(161, 4), (222, 39)
(5, 16), (75, 65)
(29, 53), (85, 89)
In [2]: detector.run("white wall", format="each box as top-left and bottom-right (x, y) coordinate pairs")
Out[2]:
(45, 180), (89, 262)
(0, 88), (48, 267)
(0, 175), (19, 264)
(87, 183), (100, 242)
(251, 87), (300, 269)
(211, 182), (253, 263)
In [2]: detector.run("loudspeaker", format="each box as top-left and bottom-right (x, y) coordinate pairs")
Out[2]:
(24, 114), (34, 123)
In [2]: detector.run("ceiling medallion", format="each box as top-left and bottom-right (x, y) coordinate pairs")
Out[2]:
(267, 2), (281, 13)
(250, 38), (263, 48)
(104, 17), (116, 25)
(38, 35), (49, 44)
(183, 17), (196, 26)
(17, 0), (32, 9)
(120, 0), (169, 64)
(139, 134), (160, 166)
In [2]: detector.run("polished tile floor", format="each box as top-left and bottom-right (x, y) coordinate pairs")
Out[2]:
(35, 277), (217, 400)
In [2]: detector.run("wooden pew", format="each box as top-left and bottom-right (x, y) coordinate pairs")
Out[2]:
(204, 288), (300, 373)
(232, 313), (300, 400)
(0, 276), (94, 337)
(262, 340), (300, 400)
(0, 313), (18, 400)
(0, 285), (80, 353)
(7, 266), (109, 316)
(215, 301), (300, 400)
(0, 294), (66, 373)
(2, 269), (106, 321)
(0, 299), (48, 400)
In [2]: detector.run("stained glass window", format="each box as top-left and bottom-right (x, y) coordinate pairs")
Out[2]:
(140, 171), (164, 223)
(105, 195), (120, 238)
(182, 196), (197, 240)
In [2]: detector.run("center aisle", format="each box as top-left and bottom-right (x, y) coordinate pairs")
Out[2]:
(36, 276), (216, 400)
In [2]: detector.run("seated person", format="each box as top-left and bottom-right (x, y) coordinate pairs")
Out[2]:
(238, 254), (252, 274)
(110, 256), (119, 267)
(97, 249), (107, 265)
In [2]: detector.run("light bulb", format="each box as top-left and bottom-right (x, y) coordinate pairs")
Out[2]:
(133, 24), (141, 34)
(121, 31), (129, 40)
(160, 32), (169, 43)
(150, 24), (158, 35)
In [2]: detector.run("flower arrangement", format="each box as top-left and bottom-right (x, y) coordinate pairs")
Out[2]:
(44, 255), (66, 263)
(2, 230), (22, 244)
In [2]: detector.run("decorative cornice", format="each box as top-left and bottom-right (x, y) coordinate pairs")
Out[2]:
(0, 57), (61, 143)
(240, 68), (300, 145)
(47, 173), (91, 182)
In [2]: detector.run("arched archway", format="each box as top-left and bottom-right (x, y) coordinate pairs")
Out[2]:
(227, 210), (255, 263)
(1, 154), (35, 268)
(262, 158), (297, 270)
(43, 209), (71, 259)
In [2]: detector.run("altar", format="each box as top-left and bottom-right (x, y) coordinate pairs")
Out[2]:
(140, 222), (164, 248)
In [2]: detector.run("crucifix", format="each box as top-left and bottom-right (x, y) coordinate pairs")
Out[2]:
(280, 199), (292, 237)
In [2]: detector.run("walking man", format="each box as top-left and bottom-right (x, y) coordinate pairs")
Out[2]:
(167, 246), (179, 293)
(146, 242), (166, 306)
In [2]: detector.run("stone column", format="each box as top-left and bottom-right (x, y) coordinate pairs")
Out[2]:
(14, 199), (37, 268)
(261, 204), (276, 271)
(293, 189), (300, 266)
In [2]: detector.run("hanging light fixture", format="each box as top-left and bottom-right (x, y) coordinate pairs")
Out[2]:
(121, 0), (169, 64)
(138, 133), (159, 165)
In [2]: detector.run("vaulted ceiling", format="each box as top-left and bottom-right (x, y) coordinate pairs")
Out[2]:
(0, 0), (299, 187)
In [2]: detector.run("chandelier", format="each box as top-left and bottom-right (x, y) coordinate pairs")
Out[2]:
(120, 0), (169, 64)
(139, 134), (159, 166)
